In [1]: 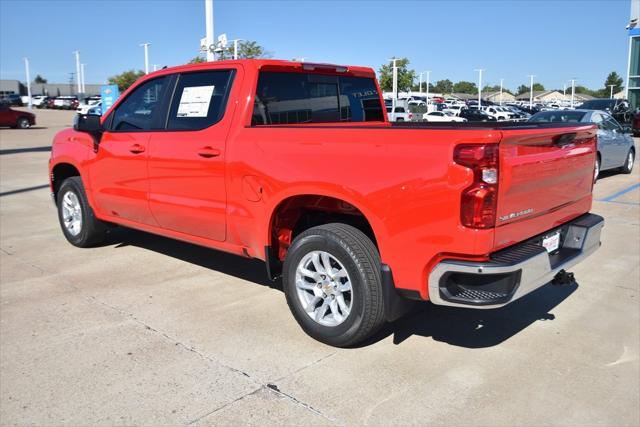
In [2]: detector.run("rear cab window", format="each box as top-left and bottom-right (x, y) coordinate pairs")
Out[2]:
(252, 71), (384, 125)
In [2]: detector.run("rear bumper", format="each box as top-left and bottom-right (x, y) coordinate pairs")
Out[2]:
(428, 213), (604, 309)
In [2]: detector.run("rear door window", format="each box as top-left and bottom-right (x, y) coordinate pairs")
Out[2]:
(167, 70), (234, 131)
(252, 71), (383, 125)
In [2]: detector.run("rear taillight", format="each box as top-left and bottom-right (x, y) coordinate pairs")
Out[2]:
(454, 144), (499, 229)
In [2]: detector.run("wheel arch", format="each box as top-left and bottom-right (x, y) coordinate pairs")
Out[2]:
(50, 162), (82, 201)
(264, 191), (388, 277)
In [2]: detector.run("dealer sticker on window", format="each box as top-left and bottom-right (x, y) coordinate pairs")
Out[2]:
(176, 85), (215, 117)
(542, 231), (561, 253)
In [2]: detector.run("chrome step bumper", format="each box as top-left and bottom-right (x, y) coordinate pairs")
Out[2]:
(428, 214), (604, 309)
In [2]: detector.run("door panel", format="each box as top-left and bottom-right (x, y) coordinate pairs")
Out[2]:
(88, 132), (155, 224)
(88, 75), (171, 225)
(147, 131), (227, 240)
(147, 69), (237, 242)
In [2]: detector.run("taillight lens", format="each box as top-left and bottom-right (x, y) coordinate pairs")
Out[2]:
(454, 144), (499, 229)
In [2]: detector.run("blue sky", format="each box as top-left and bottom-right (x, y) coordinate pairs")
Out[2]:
(0, 0), (632, 91)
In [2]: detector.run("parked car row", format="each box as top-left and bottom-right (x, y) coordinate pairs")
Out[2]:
(527, 109), (635, 182)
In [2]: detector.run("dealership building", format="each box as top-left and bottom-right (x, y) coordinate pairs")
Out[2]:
(627, 0), (640, 108)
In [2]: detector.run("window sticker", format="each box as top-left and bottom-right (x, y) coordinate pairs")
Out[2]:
(176, 85), (215, 117)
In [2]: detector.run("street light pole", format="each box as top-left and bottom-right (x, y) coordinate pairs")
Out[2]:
(23, 57), (32, 110)
(426, 71), (431, 112)
(499, 78), (504, 106)
(231, 39), (243, 60)
(140, 43), (151, 74)
(570, 78), (576, 108)
(527, 74), (536, 109)
(609, 84), (616, 98)
(73, 50), (81, 94)
(80, 63), (86, 94)
(205, 0), (215, 61)
(474, 69), (484, 108)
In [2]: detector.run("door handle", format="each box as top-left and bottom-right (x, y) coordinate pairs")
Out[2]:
(197, 146), (221, 158)
(129, 144), (145, 154)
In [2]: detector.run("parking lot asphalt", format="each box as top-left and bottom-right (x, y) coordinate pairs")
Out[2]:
(1, 109), (639, 426)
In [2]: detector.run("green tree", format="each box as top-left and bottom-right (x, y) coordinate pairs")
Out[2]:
(516, 83), (545, 95)
(191, 40), (269, 62)
(378, 58), (416, 93)
(108, 69), (145, 92)
(483, 85), (513, 94)
(603, 71), (623, 96)
(452, 80), (477, 94)
(33, 74), (47, 84)
(432, 79), (453, 94)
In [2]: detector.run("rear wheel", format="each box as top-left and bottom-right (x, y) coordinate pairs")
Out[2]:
(594, 154), (601, 183)
(57, 177), (107, 247)
(282, 223), (385, 347)
(621, 148), (635, 174)
(16, 117), (30, 129)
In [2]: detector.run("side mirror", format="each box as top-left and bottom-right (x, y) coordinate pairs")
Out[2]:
(74, 113), (102, 135)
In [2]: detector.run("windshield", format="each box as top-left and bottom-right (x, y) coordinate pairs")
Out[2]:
(579, 99), (615, 110)
(529, 111), (587, 123)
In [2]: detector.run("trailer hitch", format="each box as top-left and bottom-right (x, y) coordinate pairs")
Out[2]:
(552, 269), (576, 286)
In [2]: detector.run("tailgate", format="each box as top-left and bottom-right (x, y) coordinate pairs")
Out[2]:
(493, 125), (597, 250)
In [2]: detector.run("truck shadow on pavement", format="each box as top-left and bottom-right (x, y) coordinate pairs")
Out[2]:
(106, 227), (279, 290)
(106, 227), (577, 349)
(366, 283), (577, 348)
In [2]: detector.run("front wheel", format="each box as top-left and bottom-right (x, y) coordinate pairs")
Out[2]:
(282, 223), (385, 347)
(621, 149), (635, 174)
(57, 177), (108, 247)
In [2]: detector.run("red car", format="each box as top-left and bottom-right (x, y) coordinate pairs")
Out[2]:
(49, 59), (603, 346)
(0, 103), (36, 128)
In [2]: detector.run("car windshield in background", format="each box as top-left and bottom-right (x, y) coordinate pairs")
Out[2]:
(579, 100), (615, 110)
(529, 111), (587, 123)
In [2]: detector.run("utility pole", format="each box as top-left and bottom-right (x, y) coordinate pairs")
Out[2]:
(474, 68), (484, 108)
(609, 84), (616, 98)
(563, 83), (567, 97)
(140, 43), (151, 74)
(499, 78), (504, 106)
(205, 0), (215, 61)
(527, 74), (536, 109)
(80, 63), (86, 94)
(570, 78), (576, 108)
(23, 57), (32, 110)
(72, 50), (81, 94)
(153, 64), (159, 71)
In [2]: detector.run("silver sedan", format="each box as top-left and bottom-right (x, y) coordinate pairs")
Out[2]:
(529, 109), (635, 181)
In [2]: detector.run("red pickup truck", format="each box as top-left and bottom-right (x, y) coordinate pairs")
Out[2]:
(49, 60), (604, 346)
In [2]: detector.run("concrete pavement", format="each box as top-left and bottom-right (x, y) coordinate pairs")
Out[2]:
(1, 109), (638, 425)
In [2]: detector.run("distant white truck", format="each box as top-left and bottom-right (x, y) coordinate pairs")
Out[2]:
(481, 106), (513, 121)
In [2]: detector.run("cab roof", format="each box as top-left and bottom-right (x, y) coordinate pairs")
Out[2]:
(145, 59), (376, 78)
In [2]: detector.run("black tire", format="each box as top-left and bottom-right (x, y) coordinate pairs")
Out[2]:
(621, 148), (635, 174)
(282, 223), (385, 347)
(56, 176), (107, 247)
(16, 117), (30, 129)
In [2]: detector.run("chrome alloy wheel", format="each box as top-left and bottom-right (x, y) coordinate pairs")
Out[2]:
(627, 151), (634, 171)
(295, 250), (353, 327)
(61, 191), (82, 236)
(594, 158), (600, 182)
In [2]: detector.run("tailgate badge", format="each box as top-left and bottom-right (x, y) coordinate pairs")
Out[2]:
(499, 208), (533, 222)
